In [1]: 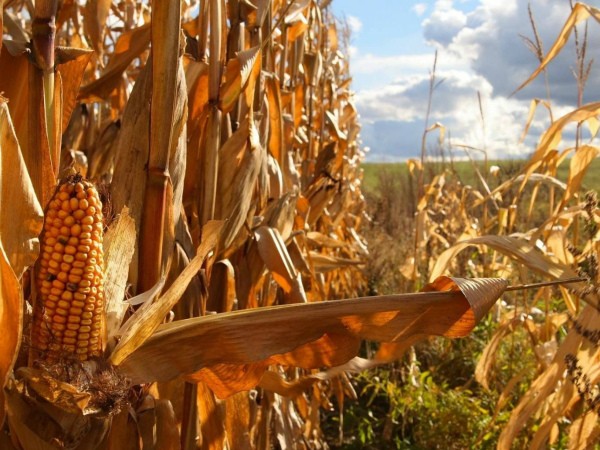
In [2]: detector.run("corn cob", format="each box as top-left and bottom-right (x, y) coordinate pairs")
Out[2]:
(32, 175), (105, 362)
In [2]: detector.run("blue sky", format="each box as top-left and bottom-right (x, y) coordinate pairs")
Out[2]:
(333, 1), (429, 58)
(331, 0), (600, 161)
(333, 1), (432, 90)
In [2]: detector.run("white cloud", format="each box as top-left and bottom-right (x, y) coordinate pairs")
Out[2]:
(348, 48), (469, 91)
(352, 53), (438, 75)
(424, 0), (600, 103)
(412, 3), (427, 17)
(356, 68), (533, 159)
(357, 70), (492, 123)
(356, 0), (600, 161)
(346, 15), (363, 34)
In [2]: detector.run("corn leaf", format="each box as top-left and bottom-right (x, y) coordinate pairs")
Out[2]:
(563, 145), (599, 204)
(116, 277), (507, 391)
(255, 226), (306, 303)
(0, 100), (44, 278)
(55, 47), (93, 132)
(219, 46), (262, 114)
(529, 102), (600, 169)
(0, 243), (21, 428)
(79, 24), (151, 102)
(430, 235), (578, 281)
(83, 0), (112, 56)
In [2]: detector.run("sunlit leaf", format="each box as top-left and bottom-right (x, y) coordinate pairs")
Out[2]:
(430, 235), (578, 282)
(563, 145), (599, 203)
(116, 277), (507, 391)
(0, 242), (21, 427)
(219, 46), (262, 114)
(0, 100), (44, 278)
(79, 24), (151, 102)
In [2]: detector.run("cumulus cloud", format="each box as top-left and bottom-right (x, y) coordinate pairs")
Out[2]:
(349, 50), (469, 91)
(424, 0), (600, 103)
(357, 70), (492, 123)
(352, 54), (433, 75)
(356, 68), (533, 159)
(355, 0), (600, 161)
(422, 1), (468, 47)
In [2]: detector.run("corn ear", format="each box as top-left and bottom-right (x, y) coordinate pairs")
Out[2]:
(31, 175), (105, 362)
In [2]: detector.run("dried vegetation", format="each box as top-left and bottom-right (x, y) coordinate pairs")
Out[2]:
(0, 0), (511, 449)
(0, 0), (599, 449)
(356, 3), (600, 448)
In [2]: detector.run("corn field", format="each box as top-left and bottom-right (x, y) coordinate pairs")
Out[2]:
(0, 0), (599, 449)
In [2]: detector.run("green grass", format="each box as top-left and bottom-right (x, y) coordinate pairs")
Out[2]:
(361, 158), (600, 195)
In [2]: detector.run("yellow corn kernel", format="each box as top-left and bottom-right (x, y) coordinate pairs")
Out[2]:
(54, 310), (68, 321)
(57, 272), (69, 283)
(69, 197), (79, 211)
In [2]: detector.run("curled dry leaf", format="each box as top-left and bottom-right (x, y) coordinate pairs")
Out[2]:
(110, 58), (152, 232)
(215, 118), (263, 253)
(154, 399), (180, 450)
(255, 226), (306, 303)
(5, 374), (111, 449)
(0, 41), (29, 148)
(528, 102), (600, 170)
(115, 277), (507, 397)
(224, 391), (253, 450)
(520, 99), (552, 143)
(83, 0), (112, 56)
(0, 100), (43, 427)
(430, 235), (579, 282)
(197, 381), (227, 449)
(308, 251), (363, 273)
(207, 259), (236, 313)
(15, 367), (92, 415)
(55, 47), (94, 132)
(105, 408), (139, 449)
(307, 231), (346, 249)
(567, 410), (600, 449)
(219, 46), (262, 114)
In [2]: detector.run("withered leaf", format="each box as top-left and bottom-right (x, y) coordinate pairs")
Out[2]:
(116, 277), (507, 395)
